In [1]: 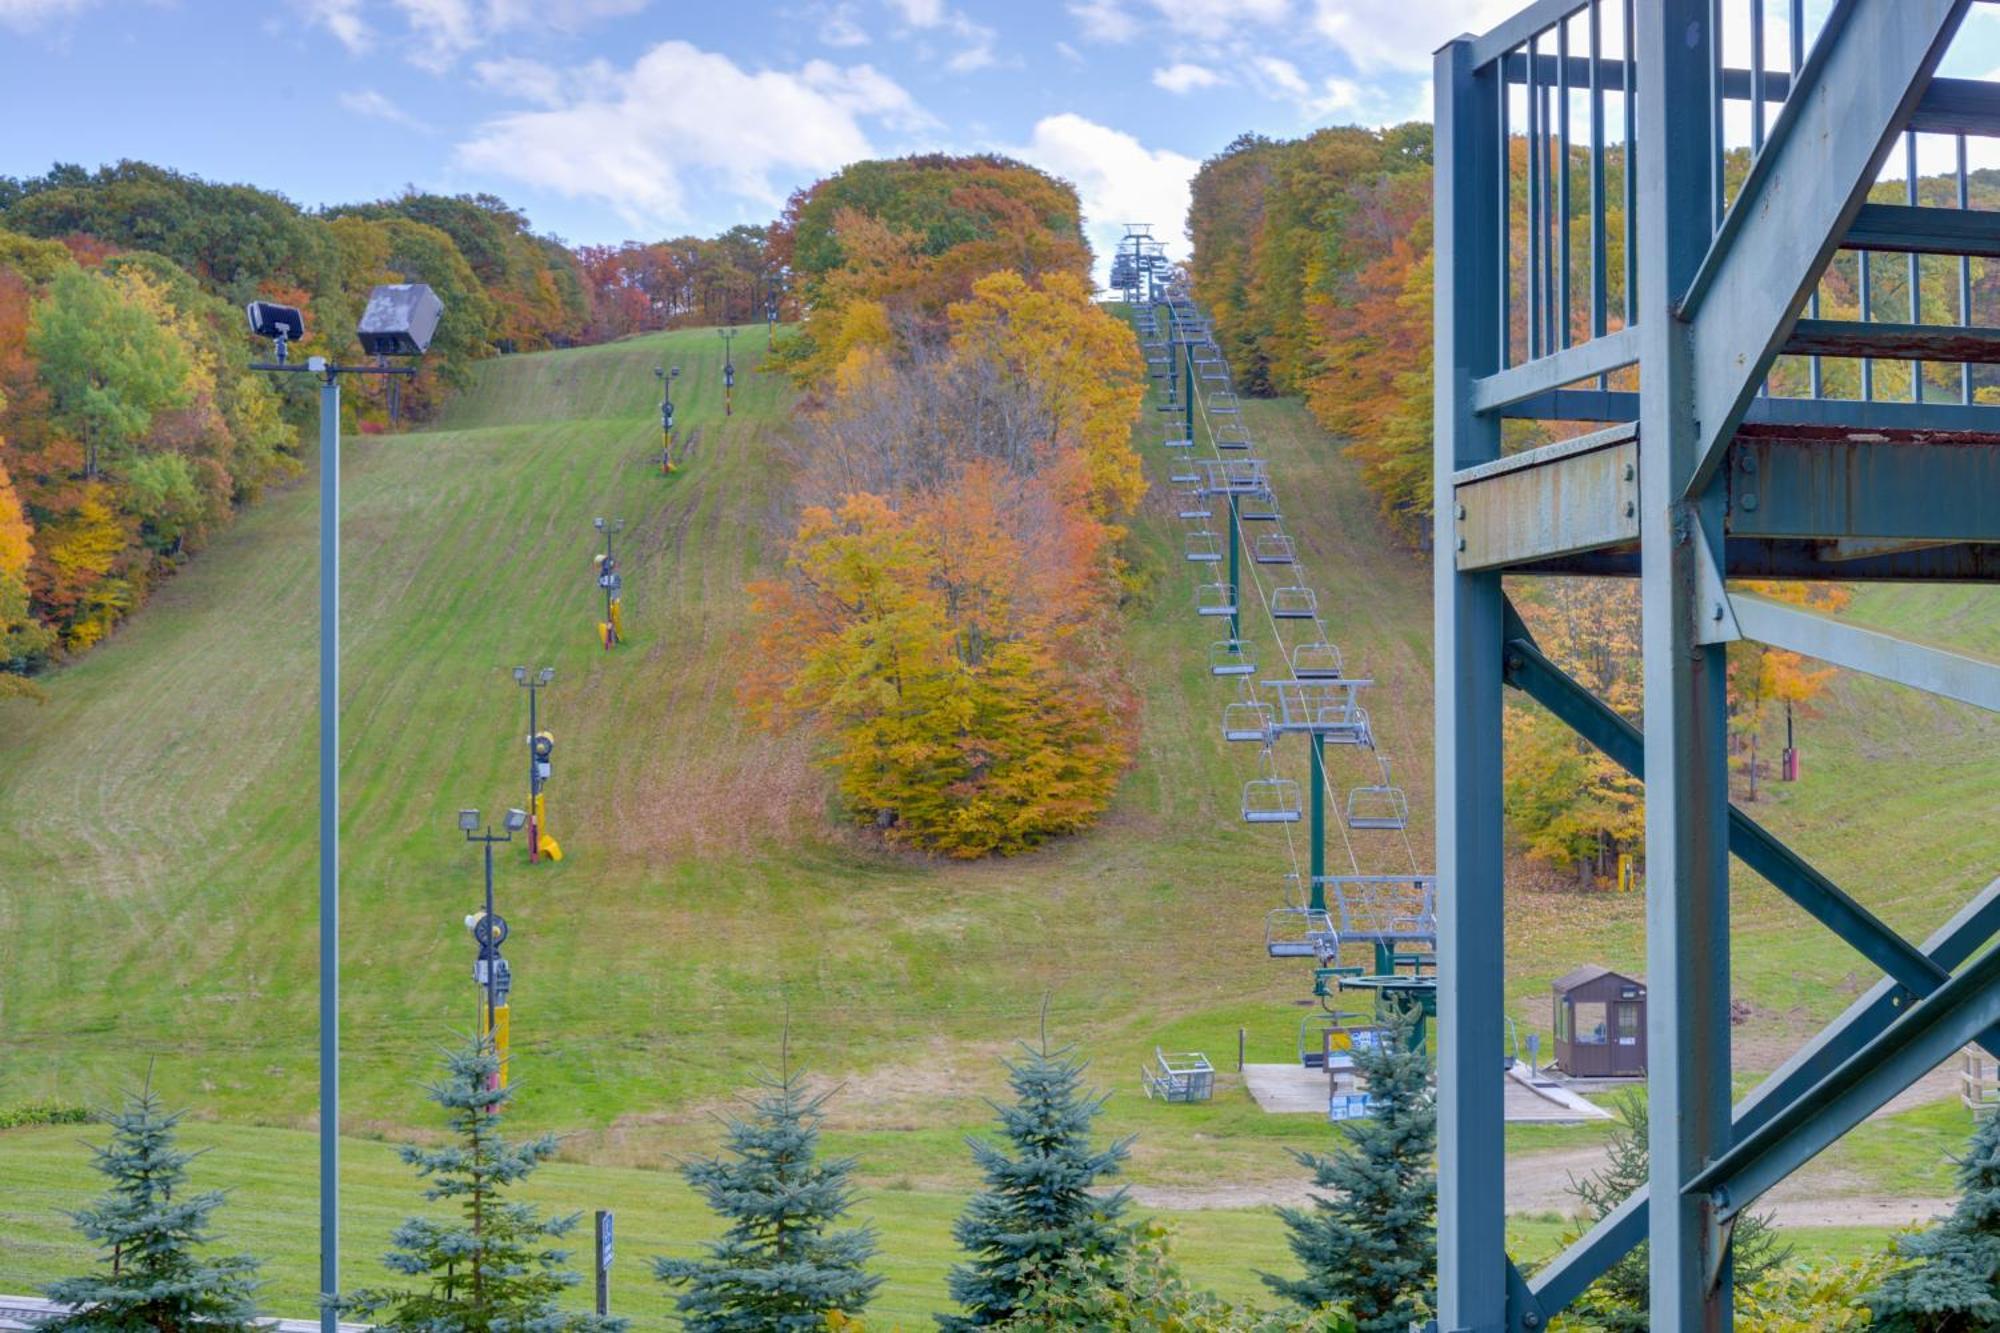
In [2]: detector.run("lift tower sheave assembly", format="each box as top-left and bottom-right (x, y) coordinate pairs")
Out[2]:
(594, 516), (625, 650)
(1435, 3), (2000, 1328)
(655, 364), (680, 474)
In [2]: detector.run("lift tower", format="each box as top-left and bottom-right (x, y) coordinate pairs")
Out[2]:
(1435, 3), (2000, 1328)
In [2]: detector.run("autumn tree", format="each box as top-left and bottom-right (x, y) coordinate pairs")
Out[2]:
(30, 266), (190, 480)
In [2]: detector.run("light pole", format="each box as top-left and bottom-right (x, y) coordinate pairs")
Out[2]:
(247, 284), (442, 1333)
(459, 806), (527, 1095)
(766, 297), (778, 351)
(512, 666), (556, 861)
(654, 364), (681, 473)
(594, 516), (624, 649)
(721, 327), (737, 418)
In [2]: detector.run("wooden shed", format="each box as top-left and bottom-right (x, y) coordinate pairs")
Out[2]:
(1551, 965), (1647, 1078)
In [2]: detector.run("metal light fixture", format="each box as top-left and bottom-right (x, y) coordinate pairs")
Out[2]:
(512, 666), (528, 684)
(504, 808), (528, 832)
(538, 667), (554, 685)
(458, 809), (481, 832)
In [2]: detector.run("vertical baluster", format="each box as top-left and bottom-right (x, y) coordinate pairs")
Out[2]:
(1860, 247), (1874, 401)
(1624, 0), (1637, 326)
(1543, 66), (1558, 349)
(1558, 18), (1573, 349)
(1959, 133), (1972, 404)
(1500, 56), (1514, 369)
(1792, 0), (1821, 399)
(1752, 0), (1768, 395)
(1528, 32), (1543, 360)
(1590, 0), (1609, 369)
(1709, 0), (1726, 230)
(1908, 131), (1922, 403)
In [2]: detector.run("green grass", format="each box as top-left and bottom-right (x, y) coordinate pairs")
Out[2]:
(0, 320), (1995, 1316)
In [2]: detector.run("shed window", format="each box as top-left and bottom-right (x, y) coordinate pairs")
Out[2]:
(1617, 1003), (1640, 1045)
(1555, 1002), (1567, 1041)
(1573, 1000), (1608, 1045)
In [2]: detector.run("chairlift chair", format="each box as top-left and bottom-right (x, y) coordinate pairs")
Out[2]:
(1253, 533), (1298, 565)
(1345, 785), (1410, 831)
(1175, 488), (1212, 520)
(1208, 391), (1242, 415)
(1195, 581), (1238, 617)
(1238, 488), (1279, 521)
(1162, 431), (1195, 450)
(1292, 641), (1344, 679)
(1184, 529), (1224, 563)
(1223, 700), (1276, 744)
(1209, 638), (1257, 676)
(1216, 420), (1252, 450)
(1169, 465), (1201, 485)
(1270, 585), (1319, 619)
(1242, 775), (1303, 824)
(1265, 906), (1337, 958)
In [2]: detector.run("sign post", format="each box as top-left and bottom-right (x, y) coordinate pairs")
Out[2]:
(595, 1209), (614, 1316)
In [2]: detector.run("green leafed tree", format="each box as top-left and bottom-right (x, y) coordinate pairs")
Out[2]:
(42, 1077), (263, 1333)
(1866, 1104), (2000, 1329)
(337, 1039), (625, 1333)
(940, 1021), (1136, 1330)
(1262, 1000), (1435, 1333)
(656, 1042), (882, 1331)
(1565, 1091), (1786, 1331)
(29, 267), (189, 479)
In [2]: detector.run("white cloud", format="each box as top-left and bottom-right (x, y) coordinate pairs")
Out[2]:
(455, 42), (930, 228)
(1013, 113), (1199, 284)
(886, 0), (944, 25)
(1152, 61), (1226, 93)
(471, 55), (573, 107)
(1069, 0), (1138, 42)
(337, 88), (434, 132)
(1250, 53), (1308, 97)
(944, 12), (999, 70)
(818, 2), (870, 46)
(307, 0), (650, 69)
(0, 0), (94, 29)
(1055, 39), (1085, 64)
(315, 0), (371, 51)
(1147, 0), (1288, 39)
(1310, 0), (1516, 74)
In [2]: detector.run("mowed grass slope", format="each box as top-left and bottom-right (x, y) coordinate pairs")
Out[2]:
(2, 318), (1997, 1318)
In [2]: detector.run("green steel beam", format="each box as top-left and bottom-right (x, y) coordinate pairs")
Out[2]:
(1729, 594), (2000, 712)
(1682, 0), (1971, 497)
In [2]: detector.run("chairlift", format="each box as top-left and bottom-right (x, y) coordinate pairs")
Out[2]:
(1223, 700), (1276, 744)
(1253, 533), (1298, 565)
(1292, 641), (1344, 679)
(1184, 529), (1224, 563)
(1162, 431), (1194, 450)
(1209, 638), (1257, 676)
(1345, 785), (1410, 831)
(1208, 391), (1242, 415)
(1175, 488), (1212, 520)
(1216, 421), (1252, 450)
(1270, 585), (1319, 619)
(1242, 775), (1303, 824)
(1238, 489), (1280, 521)
(1265, 906), (1337, 958)
(1195, 581), (1238, 617)
(1169, 465), (1201, 485)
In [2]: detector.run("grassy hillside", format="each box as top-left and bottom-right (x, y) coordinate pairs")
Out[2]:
(1, 318), (1996, 1319)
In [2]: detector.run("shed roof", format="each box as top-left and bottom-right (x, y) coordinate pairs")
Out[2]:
(1552, 963), (1644, 994)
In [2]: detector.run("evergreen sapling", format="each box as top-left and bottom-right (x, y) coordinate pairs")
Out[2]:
(941, 1021), (1135, 1329)
(1262, 1000), (1435, 1333)
(1868, 1102), (2000, 1329)
(336, 1039), (624, 1333)
(656, 1046), (882, 1331)
(43, 1078), (263, 1333)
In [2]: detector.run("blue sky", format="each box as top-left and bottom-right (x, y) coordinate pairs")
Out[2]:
(0, 0), (1524, 270)
(6, 1), (2000, 278)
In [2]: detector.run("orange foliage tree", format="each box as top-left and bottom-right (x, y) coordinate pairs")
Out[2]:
(746, 263), (1142, 858)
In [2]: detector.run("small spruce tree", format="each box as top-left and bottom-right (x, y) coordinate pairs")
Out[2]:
(940, 1019), (1136, 1330)
(656, 1040), (882, 1331)
(43, 1078), (263, 1333)
(1262, 1000), (1436, 1333)
(1567, 1092), (1786, 1332)
(337, 1039), (624, 1333)
(1867, 1102), (2000, 1329)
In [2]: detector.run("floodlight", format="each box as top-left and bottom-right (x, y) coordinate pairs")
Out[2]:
(670, 365), (681, 378)
(247, 301), (305, 342)
(356, 284), (443, 357)
(538, 667), (555, 684)
(512, 666), (527, 684)
(504, 808), (528, 832)
(458, 809), (481, 831)
(654, 366), (665, 380)
(594, 516), (606, 530)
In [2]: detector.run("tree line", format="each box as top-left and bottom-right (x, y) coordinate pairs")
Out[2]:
(744, 154), (1145, 858)
(0, 161), (758, 687)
